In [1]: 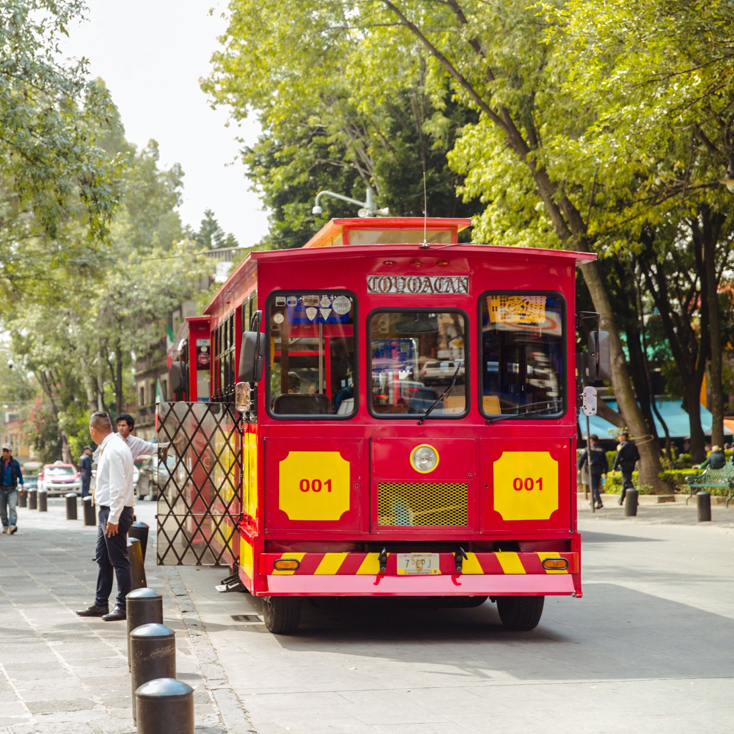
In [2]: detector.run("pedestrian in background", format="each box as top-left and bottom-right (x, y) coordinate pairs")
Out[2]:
(79, 446), (93, 499)
(699, 445), (725, 470)
(116, 413), (160, 461)
(76, 412), (134, 622)
(578, 434), (608, 509)
(0, 444), (23, 535)
(613, 432), (640, 505)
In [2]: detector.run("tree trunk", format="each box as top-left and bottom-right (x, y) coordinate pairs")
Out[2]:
(36, 370), (72, 463)
(696, 210), (725, 450)
(114, 341), (123, 419)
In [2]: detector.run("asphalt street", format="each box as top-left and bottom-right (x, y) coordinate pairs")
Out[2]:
(1, 497), (733, 733)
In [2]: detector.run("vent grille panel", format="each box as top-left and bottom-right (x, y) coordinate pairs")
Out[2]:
(377, 482), (468, 527)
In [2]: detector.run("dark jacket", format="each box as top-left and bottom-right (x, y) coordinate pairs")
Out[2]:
(79, 453), (92, 477)
(613, 440), (640, 471)
(578, 445), (609, 475)
(705, 451), (726, 470)
(1, 457), (23, 488)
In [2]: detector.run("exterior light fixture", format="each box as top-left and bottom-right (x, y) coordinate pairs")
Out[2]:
(312, 186), (389, 217)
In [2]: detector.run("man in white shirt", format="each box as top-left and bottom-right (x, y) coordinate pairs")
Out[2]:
(116, 413), (159, 460)
(76, 412), (135, 622)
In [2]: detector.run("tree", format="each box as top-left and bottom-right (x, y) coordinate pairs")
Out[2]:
(207, 0), (666, 489)
(0, 0), (118, 257)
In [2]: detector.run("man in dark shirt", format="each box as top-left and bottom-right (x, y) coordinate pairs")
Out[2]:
(701, 445), (726, 470)
(613, 432), (640, 505)
(79, 446), (93, 498)
(0, 444), (23, 534)
(578, 434), (609, 509)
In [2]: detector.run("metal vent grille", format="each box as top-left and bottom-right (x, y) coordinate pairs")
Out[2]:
(377, 482), (468, 527)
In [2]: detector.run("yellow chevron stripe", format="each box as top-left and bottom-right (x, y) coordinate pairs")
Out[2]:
(462, 552), (484, 575)
(496, 552), (526, 575)
(271, 552), (305, 575)
(314, 552), (349, 575)
(356, 553), (382, 575)
(537, 552), (569, 574)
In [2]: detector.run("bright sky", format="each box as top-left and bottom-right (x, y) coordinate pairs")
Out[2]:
(61, 0), (269, 247)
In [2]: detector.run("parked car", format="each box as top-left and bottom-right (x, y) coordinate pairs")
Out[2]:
(420, 359), (465, 386)
(38, 462), (81, 496)
(136, 454), (175, 500)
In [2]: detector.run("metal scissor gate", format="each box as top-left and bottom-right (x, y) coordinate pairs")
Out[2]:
(156, 402), (241, 566)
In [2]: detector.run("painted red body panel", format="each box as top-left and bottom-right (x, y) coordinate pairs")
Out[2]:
(186, 218), (595, 600)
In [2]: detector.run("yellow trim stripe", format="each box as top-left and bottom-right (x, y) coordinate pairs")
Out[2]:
(314, 552), (349, 575)
(356, 553), (382, 575)
(462, 552), (485, 575)
(496, 552), (526, 575)
(271, 552), (305, 575)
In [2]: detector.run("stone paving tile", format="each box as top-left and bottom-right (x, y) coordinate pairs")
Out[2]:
(0, 499), (248, 733)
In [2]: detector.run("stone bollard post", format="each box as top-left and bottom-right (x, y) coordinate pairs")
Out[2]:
(624, 488), (638, 517)
(697, 491), (712, 522)
(135, 678), (194, 734)
(129, 537), (146, 590)
(28, 488), (37, 510)
(129, 624), (176, 724)
(38, 488), (48, 512)
(129, 521), (150, 562)
(65, 493), (78, 520)
(126, 588), (163, 671)
(83, 496), (95, 526)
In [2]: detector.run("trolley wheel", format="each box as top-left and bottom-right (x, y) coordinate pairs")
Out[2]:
(262, 596), (302, 635)
(496, 595), (544, 631)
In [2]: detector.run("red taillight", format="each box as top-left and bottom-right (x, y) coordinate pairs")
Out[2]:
(423, 370), (427, 375)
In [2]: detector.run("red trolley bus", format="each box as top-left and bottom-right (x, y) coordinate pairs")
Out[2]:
(158, 215), (605, 634)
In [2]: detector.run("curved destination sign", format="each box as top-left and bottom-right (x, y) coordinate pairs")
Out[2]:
(367, 275), (469, 295)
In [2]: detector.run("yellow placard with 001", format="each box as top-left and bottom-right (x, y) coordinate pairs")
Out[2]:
(493, 451), (559, 521)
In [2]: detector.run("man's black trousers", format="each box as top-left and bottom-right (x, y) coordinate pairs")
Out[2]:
(94, 505), (134, 610)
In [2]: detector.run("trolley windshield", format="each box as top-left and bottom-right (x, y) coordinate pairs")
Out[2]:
(370, 311), (467, 417)
(480, 293), (564, 417)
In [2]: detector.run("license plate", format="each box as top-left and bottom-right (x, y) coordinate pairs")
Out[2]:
(396, 553), (441, 575)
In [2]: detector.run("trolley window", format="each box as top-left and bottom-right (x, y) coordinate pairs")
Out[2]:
(268, 293), (356, 418)
(369, 310), (467, 417)
(479, 293), (564, 417)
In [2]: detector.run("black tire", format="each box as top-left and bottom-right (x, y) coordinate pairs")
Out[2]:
(496, 595), (544, 631)
(263, 596), (302, 635)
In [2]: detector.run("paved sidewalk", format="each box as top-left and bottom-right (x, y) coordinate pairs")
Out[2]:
(0, 498), (250, 734)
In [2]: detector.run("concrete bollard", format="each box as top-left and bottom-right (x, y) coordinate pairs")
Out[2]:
(126, 588), (163, 671)
(697, 491), (712, 522)
(129, 537), (147, 591)
(624, 488), (638, 517)
(135, 678), (194, 734)
(28, 488), (37, 510)
(38, 488), (48, 512)
(65, 493), (78, 520)
(19, 489), (27, 508)
(83, 496), (95, 526)
(130, 624), (176, 724)
(129, 521), (150, 562)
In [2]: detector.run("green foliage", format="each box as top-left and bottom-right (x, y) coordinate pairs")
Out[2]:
(603, 469), (700, 494)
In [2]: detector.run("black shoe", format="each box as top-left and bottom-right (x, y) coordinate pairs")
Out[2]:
(102, 607), (126, 622)
(76, 604), (109, 617)
(618, 499), (624, 505)
(595, 503), (603, 509)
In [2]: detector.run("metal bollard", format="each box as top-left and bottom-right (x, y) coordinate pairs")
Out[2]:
(624, 488), (638, 517)
(126, 588), (163, 671)
(697, 491), (712, 522)
(28, 488), (37, 510)
(136, 678), (194, 734)
(129, 624), (176, 723)
(65, 493), (78, 520)
(83, 496), (95, 526)
(38, 488), (48, 512)
(129, 521), (150, 562)
(19, 489), (27, 508)
(129, 537), (147, 590)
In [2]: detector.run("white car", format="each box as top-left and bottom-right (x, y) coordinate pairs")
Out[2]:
(38, 462), (82, 496)
(420, 359), (465, 386)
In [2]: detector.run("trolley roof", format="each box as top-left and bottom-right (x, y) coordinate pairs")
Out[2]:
(204, 217), (595, 316)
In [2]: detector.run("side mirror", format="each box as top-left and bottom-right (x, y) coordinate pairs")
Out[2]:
(588, 330), (611, 381)
(239, 332), (265, 382)
(170, 361), (187, 397)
